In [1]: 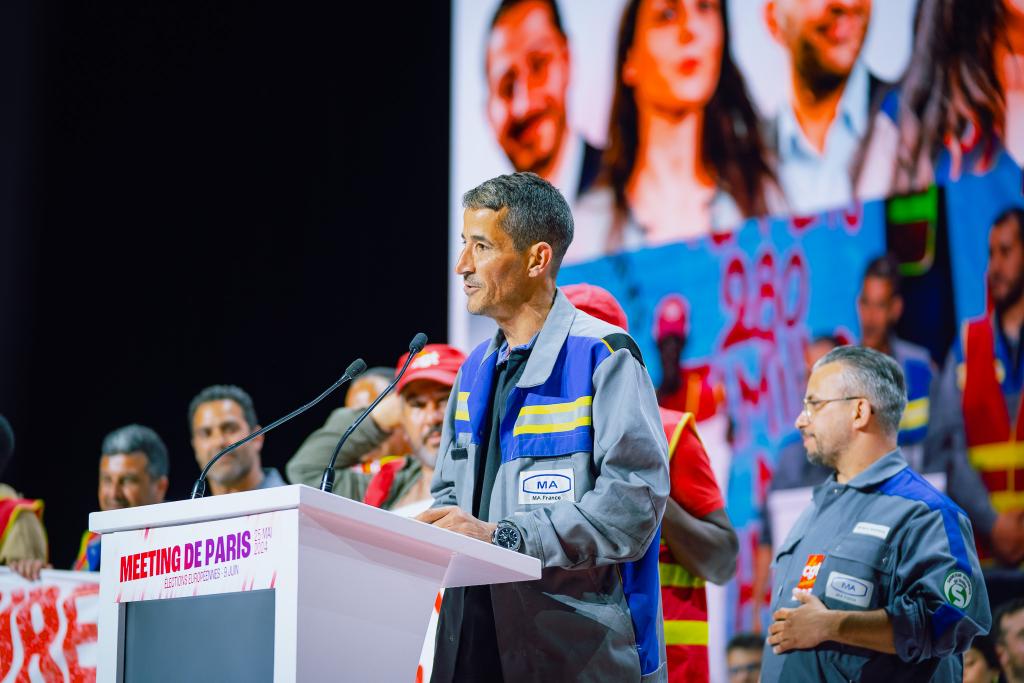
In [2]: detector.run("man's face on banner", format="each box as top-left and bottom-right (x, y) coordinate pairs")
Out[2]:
(857, 276), (901, 351)
(486, 1), (570, 179)
(767, 0), (870, 89)
(623, 0), (724, 113)
(988, 214), (1024, 313)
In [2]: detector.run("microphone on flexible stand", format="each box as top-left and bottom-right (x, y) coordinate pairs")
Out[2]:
(319, 333), (428, 493)
(190, 358), (367, 499)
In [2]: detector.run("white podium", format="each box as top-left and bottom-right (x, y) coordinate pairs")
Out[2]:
(89, 484), (541, 682)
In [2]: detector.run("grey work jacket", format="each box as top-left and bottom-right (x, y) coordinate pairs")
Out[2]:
(431, 290), (670, 682)
(762, 450), (990, 682)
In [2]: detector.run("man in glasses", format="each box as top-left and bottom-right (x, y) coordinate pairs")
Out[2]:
(761, 346), (989, 682)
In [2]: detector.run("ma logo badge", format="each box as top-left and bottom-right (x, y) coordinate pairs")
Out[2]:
(943, 571), (972, 609)
(518, 469), (574, 504)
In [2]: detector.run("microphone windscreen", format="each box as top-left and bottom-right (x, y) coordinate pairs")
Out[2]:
(345, 358), (368, 379)
(409, 332), (428, 353)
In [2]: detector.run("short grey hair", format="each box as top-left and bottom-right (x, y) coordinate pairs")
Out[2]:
(813, 345), (907, 435)
(101, 424), (169, 479)
(462, 172), (574, 270)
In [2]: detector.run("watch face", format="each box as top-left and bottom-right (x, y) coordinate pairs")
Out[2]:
(496, 525), (520, 549)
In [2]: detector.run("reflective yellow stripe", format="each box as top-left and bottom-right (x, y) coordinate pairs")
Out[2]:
(518, 396), (593, 416)
(899, 397), (929, 431)
(991, 491), (1024, 513)
(664, 620), (708, 646)
(513, 416), (592, 436)
(601, 339), (614, 355)
(455, 392), (470, 422)
(968, 443), (1024, 471)
(659, 561), (705, 588)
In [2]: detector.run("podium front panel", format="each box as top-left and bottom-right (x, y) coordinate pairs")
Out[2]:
(98, 509), (299, 682)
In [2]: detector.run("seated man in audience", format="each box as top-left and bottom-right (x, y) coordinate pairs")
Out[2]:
(0, 415), (48, 580)
(726, 632), (765, 683)
(189, 385), (285, 495)
(73, 424), (170, 573)
(287, 344), (465, 515)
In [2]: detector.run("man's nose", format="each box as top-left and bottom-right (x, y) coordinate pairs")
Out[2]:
(510, 77), (532, 119)
(455, 246), (472, 275)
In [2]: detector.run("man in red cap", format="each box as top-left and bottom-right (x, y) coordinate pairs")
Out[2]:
(286, 343), (467, 516)
(563, 283), (738, 683)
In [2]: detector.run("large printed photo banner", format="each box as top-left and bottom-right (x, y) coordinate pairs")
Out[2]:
(450, 0), (1024, 650)
(0, 569), (99, 682)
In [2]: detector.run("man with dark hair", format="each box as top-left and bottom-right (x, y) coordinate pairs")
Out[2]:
(857, 254), (937, 472)
(764, 0), (877, 213)
(762, 345), (989, 682)
(995, 597), (1024, 683)
(726, 632), (765, 683)
(931, 207), (1024, 569)
(485, 0), (600, 198)
(189, 385), (284, 495)
(418, 172), (669, 680)
(73, 424), (170, 573)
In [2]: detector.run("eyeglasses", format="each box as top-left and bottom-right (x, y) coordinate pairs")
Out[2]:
(800, 396), (865, 420)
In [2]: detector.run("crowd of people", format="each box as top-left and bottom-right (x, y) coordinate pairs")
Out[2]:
(1, 171), (1022, 681)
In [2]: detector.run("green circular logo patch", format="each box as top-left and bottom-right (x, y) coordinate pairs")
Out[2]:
(943, 571), (972, 609)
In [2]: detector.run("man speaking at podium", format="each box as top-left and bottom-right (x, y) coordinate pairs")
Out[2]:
(417, 172), (670, 682)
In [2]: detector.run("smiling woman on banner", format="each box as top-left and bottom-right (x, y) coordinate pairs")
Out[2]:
(567, 0), (781, 263)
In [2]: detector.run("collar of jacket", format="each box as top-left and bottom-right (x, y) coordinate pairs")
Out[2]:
(477, 288), (577, 390)
(843, 449), (908, 490)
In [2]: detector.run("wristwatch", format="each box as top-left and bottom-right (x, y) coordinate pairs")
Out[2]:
(491, 520), (523, 552)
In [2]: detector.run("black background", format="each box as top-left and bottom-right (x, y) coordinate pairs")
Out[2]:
(0, 1), (451, 566)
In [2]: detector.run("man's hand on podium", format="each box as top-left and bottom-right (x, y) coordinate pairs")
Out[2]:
(416, 506), (497, 543)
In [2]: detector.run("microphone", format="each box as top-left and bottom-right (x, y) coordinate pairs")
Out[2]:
(190, 358), (367, 499)
(319, 333), (428, 493)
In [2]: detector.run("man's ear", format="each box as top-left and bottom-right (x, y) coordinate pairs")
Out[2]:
(527, 242), (554, 278)
(851, 398), (872, 431)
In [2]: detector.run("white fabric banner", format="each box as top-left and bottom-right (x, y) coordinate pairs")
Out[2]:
(0, 568), (98, 682)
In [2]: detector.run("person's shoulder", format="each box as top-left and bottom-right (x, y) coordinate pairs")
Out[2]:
(876, 465), (967, 520)
(568, 309), (644, 367)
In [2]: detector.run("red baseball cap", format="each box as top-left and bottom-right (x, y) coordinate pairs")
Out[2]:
(563, 283), (629, 331)
(395, 344), (466, 394)
(654, 294), (689, 341)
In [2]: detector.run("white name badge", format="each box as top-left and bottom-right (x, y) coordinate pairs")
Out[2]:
(853, 522), (891, 540)
(825, 571), (874, 608)
(518, 468), (575, 505)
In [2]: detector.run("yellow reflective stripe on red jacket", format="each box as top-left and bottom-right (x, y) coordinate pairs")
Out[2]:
(664, 619), (709, 646)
